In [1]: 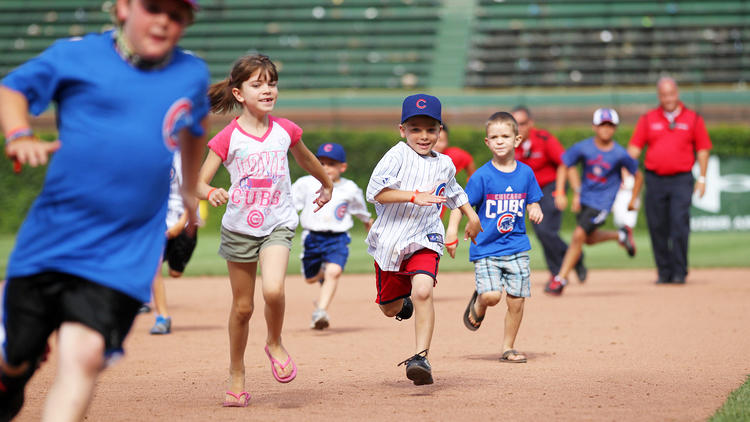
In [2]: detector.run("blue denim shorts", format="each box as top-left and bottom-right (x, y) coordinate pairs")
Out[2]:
(473, 252), (531, 298)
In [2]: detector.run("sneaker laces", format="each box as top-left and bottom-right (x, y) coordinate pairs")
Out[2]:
(397, 349), (429, 367)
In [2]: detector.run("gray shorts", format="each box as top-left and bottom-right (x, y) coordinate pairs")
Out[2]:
(473, 252), (531, 298)
(218, 225), (295, 263)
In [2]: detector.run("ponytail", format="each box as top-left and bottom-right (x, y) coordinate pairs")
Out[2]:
(209, 77), (236, 114)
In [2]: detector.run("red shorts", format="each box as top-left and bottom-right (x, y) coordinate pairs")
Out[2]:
(374, 249), (440, 304)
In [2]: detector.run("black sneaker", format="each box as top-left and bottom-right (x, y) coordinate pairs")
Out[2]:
(397, 350), (433, 385)
(575, 260), (588, 283)
(395, 297), (413, 321)
(618, 226), (636, 257)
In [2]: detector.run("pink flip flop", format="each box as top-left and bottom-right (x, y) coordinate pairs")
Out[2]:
(222, 391), (250, 407)
(264, 345), (297, 383)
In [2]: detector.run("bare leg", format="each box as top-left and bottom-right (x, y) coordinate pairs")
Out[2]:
(258, 245), (294, 379)
(584, 229), (619, 245)
(152, 267), (168, 318)
(225, 261), (257, 402)
(316, 263), (342, 311)
(558, 226), (587, 280)
(411, 274), (435, 355)
(379, 300), (404, 317)
(42, 322), (105, 422)
(502, 295), (526, 361)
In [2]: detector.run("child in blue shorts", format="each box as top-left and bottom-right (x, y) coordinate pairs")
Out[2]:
(544, 108), (642, 296)
(292, 142), (373, 329)
(447, 111), (543, 363)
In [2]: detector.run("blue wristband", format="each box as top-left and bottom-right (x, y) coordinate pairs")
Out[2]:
(5, 128), (34, 145)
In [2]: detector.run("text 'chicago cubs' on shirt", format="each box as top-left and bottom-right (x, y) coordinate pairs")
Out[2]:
(3, 31), (209, 303)
(292, 175), (370, 233)
(366, 142), (469, 271)
(562, 137), (639, 212)
(207, 116), (302, 236)
(466, 161), (542, 261)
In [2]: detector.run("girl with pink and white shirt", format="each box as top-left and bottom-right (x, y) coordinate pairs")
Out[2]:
(198, 55), (332, 407)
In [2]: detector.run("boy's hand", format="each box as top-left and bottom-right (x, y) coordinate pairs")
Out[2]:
(364, 218), (374, 232)
(412, 187), (446, 207)
(444, 232), (459, 258)
(207, 187), (229, 207)
(528, 203), (543, 224)
(627, 196), (640, 211)
(5, 138), (61, 170)
(464, 214), (483, 245)
(313, 184), (333, 212)
(571, 193), (581, 212)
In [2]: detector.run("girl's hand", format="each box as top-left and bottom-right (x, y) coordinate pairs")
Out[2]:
(554, 193), (568, 211)
(364, 218), (374, 232)
(571, 193), (581, 213)
(5, 137), (61, 169)
(412, 187), (447, 206)
(207, 187), (229, 207)
(166, 225), (183, 239)
(627, 196), (640, 211)
(313, 184), (332, 212)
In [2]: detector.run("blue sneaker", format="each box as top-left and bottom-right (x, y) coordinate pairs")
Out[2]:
(150, 315), (171, 335)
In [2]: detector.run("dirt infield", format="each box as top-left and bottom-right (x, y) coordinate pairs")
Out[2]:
(12, 268), (750, 421)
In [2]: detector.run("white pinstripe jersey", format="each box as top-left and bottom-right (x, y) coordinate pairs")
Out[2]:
(292, 175), (371, 233)
(366, 142), (469, 270)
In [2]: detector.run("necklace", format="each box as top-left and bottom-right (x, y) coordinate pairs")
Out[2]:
(113, 30), (172, 70)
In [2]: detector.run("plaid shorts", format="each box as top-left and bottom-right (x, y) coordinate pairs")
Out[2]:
(473, 252), (531, 298)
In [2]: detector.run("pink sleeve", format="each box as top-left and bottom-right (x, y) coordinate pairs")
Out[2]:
(272, 116), (303, 147)
(207, 123), (233, 161)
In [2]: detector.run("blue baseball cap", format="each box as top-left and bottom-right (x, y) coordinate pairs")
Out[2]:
(401, 94), (442, 124)
(316, 143), (346, 163)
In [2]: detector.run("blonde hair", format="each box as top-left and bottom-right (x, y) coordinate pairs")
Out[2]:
(486, 111), (519, 136)
(209, 54), (278, 114)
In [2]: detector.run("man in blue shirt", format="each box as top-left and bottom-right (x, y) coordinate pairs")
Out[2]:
(545, 108), (642, 296)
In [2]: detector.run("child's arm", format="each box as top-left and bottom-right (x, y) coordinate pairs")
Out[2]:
(553, 164), (569, 211)
(363, 218), (374, 232)
(0, 86), (60, 170)
(445, 208), (463, 258)
(166, 213), (189, 239)
(290, 140), (333, 211)
(567, 166), (582, 212)
(179, 119), (208, 233)
(527, 202), (543, 224)
(629, 170), (644, 211)
(198, 149), (229, 208)
(458, 202), (482, 244)
(374, 186), (447, 206)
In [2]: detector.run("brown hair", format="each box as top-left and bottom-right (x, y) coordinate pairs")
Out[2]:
(486, 111), (519, 135)
(209, 54), (278, 114)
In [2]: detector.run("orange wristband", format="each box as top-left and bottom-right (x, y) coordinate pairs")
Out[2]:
(207, 187), (217, 200)
(445, 239), (458, 246)
(409, 190), (417, 203)
(552, 190), (564, 197)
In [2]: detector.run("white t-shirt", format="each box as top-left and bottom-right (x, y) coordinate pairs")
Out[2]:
(207, 116), (302, 236)
(366, 142), (468, 270)
(292, 175), (370, 233)
(166, 150), (185, 228)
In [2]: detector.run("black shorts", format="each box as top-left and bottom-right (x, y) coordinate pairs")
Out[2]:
(164, 229), (197, 273)
(1, 272), (141, 366)
(576, 204), (610, 234)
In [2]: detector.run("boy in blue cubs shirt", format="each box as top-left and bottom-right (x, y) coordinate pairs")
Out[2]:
(544, 108), (642, 296)
(446, 111), (543, 364)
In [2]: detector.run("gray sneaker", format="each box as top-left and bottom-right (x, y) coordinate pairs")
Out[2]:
(310, 309), (329, 330)
(149, 315), (171, 335)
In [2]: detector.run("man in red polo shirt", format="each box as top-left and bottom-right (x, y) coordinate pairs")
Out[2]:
(628, 77), (711, 284)
(512, 106), (586, 281)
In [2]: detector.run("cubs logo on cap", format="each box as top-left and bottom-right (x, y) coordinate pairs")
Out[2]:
(401, 94), (442, 124)
(316, 142), (346, 163)
(593, 108), (619, 125)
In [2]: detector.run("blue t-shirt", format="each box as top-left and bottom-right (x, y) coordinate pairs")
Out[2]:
(465, 161), (543, 261)
(562, 138), (639, 212)
(3, 31), (209, 302)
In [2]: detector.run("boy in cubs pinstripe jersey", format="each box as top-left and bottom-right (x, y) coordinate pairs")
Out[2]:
(366, 94), (481, 385)
(292, 142), (373, 330)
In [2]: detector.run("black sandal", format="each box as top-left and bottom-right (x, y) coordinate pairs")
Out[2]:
(462, 291), (484, 331)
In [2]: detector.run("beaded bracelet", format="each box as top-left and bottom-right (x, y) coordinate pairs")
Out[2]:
(4, 127), (34, 145)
